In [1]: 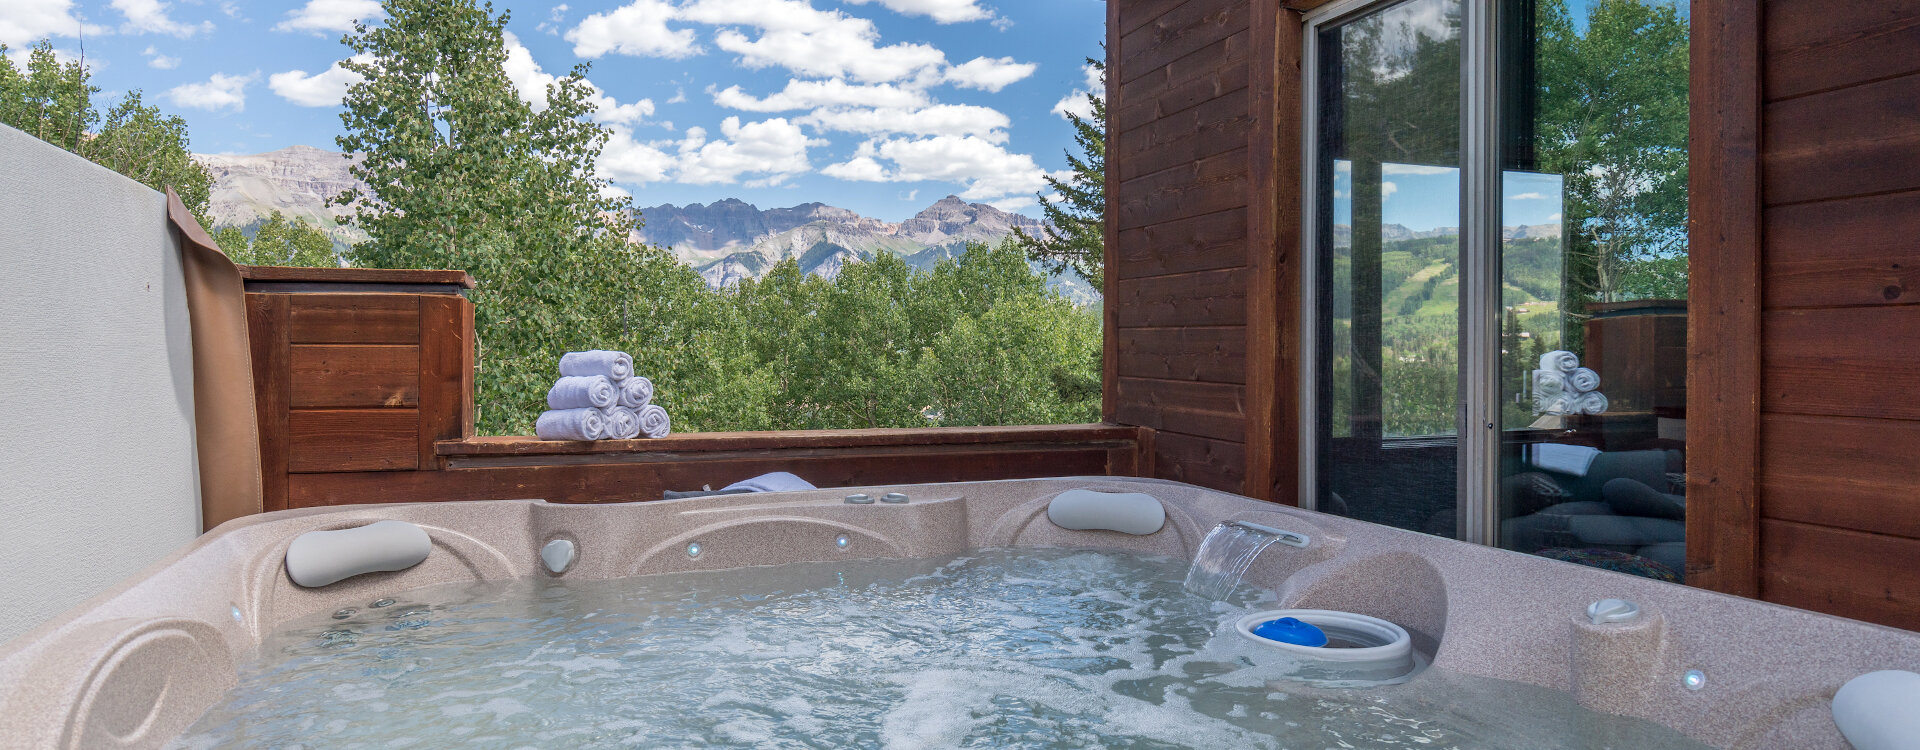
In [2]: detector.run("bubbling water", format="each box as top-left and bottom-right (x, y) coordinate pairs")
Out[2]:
(169, 549), (1710, 750)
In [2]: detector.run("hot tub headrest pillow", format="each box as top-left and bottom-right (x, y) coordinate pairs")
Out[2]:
(284, 520), (433, 588)
(1046, 489), (1167, 535)
(1833, 670), (1920, 750)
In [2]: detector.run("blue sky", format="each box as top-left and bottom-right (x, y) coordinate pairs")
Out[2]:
(1331, 162), (1566, 232)
(1, 0), (1106, 221)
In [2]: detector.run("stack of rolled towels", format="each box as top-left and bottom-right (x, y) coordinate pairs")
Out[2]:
(1532, 350), (1608, 416)
(534, 350), (673, 441)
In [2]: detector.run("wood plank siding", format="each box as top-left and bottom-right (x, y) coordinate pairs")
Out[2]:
(1109, 0), (1920, 627)
(1688, 0), (1920, 629)
(1749, 0), (1920, 629)
(1107, 0), (1300, 500)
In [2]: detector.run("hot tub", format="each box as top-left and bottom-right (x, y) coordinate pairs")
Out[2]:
(1, 477), (1912, 748)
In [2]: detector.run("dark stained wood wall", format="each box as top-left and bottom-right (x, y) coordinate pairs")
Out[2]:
(1740, 0), (1920, 629)
(1106, 0), (1301, 501)
(1111, 0), (1920, 628)
(242, 267), (478, 512)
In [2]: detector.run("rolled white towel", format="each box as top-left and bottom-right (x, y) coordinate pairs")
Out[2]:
(601, 406), (640, 440)
(1573, 391), (1609, 415)
(618, 376), (654, 409)
(1567, 367), (1601, 393)
(637, 404), (671, 439)
(547, 375), (617, 409)
(1539, 350), (1580, 374)
(559, 350), (633, 382)
(1531, 370), (1567, 397)
(536, 408), (607, 441)
(1535, 394), (1579, 416)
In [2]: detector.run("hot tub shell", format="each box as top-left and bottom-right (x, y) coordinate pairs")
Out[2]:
(1, 476), (1912, 749)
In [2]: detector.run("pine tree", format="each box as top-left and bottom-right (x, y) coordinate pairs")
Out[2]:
(1014, 57), (1106, 291)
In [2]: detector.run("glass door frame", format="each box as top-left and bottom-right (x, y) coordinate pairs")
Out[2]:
(1297, 0), (1504, 545)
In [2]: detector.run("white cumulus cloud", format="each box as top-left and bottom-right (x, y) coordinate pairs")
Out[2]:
(112, 0), (211, 37)
(1382, 163), (1454, 175)
(801, 104), (1010, 142)
(594, 116), (831, 188)
(268, 56), (365, 107)
(599, 128), (676, 184)
(712, 79), (927, 112)
(684, 0), (947, 83)
(844, 0), (993, 23)
(142, 45), (178, 69)
(944, 56), (1035, 92)
(1, 0), (105, 47)
(502, 32), (655, 125)
(566, 0), (697, 59)
(274, 0), (383, 34)
(1051, 62), (1102, 119)
(167, 71), (255, 112)
(822, 135), (1047, 200)
(675, 116), (825, 186)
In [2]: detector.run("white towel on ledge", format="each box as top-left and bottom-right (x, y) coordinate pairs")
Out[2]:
(1572, 390), (1609, 415)
(721, 471), (816, 493)
(1531, 370), (1566, 397)
(537, 408), (607, 441)
(601, 406), (640, 439)
(548, 375), (617, 409)
(618, 376), (654, 409)
(1530, 443), (1601, 477)
(1539, 350), (1580, 374)
(559, 350), (633, 382)
(1567, 367), (1601, 393)
(638, 404), (671, 439)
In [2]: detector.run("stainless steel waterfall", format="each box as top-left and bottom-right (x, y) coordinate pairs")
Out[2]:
(1182, 521), (1311, 600)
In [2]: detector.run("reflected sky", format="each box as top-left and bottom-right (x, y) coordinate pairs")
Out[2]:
(1332, 162), (1563, 232)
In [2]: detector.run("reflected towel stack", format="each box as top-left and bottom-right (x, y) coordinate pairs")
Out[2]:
(1531, 350), (1608, 416)
(535, 350), (673, 441)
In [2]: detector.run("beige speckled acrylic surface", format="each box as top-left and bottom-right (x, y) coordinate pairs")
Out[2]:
(1, 476), (1913, 749)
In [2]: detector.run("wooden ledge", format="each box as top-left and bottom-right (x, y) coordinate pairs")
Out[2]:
(438, 424), (1142, 457)
(236, 262), (476, 289)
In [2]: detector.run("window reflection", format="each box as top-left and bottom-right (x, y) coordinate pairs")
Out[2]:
(1495, 0), (1690, 582)
(1314, 0), (1464, 535)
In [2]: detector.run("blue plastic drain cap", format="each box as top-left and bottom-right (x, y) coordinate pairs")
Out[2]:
(1252, 617), (1328, 647)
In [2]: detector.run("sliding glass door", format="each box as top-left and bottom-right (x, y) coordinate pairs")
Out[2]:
(1308, 0), (1465, 536)
(1303, 0), (1690, 580)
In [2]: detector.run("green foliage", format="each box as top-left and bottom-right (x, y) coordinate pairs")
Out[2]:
(1014, 56), (1106, 291)
(331, 0), (1100, 435)
(711, 239), (1100, 431)
(1538, 0), (1690, 323)
(0, 40), (214, 223)
(1327, 0), (1688, 437)
(333, 0), (711, 435)
(218, 212), (338, 267)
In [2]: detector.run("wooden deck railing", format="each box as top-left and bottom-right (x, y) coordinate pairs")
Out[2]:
(241, 265), (1146, 509)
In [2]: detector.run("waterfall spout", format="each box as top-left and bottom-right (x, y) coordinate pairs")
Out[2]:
(1182, 521), (1310, 600)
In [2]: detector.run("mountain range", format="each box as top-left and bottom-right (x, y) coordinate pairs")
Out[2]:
(1332, 222), (1564, 246)
(191, 146), (1093, 302)
(636, 195), (1048, 289)
(195, 145), (367, 250)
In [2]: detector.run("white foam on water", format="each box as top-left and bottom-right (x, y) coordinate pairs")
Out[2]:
(169, 549), (1713, 750)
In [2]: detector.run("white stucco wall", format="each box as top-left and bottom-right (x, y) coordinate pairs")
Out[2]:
(0, 125), (204, 645)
